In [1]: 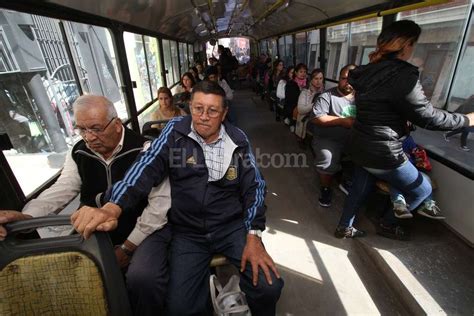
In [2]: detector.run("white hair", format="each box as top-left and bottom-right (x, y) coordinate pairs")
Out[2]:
(72, 95), (117, 120)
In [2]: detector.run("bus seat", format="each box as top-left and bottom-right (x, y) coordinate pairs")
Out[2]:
(142, 120), (170, 140)
(0, 216), (131, 316)
(210, 254), (229, 268)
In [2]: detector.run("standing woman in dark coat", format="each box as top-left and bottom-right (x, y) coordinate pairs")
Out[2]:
(335, 20), (474, 240)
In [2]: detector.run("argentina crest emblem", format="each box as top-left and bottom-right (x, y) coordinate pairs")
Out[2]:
(225, 165), (238, 181)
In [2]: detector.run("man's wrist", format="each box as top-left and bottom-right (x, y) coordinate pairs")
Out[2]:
(116, 243), (134, 256)
(102, 202), (122, 218)
(247, 229), (262, 238)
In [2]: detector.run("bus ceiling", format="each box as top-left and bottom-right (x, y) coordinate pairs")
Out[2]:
(21, 0), (449, 43)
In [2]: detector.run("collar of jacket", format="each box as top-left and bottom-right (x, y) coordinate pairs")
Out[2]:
(172, 115), (249, 148)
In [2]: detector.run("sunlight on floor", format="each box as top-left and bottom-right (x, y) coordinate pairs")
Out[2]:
(265, 226), (380, 315)
(376, 248), (446, 315)
(313, 240), (380, 315)
(264, 227), (323, 283)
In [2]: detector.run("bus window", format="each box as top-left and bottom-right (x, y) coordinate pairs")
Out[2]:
(398, 0), (471, 108)
(349, 17), (382, 65)
(326, 23), (349, 80)
(162, 39), (174, 87)
(123, 32), (153, 110)
(65, 22), (127, 119)
(307, 30), (320, 70)
(0, 10), (81, 196)
(295, 32), (307, 65)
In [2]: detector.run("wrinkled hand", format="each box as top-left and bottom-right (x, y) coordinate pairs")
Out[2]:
(114, 246), (132, 269)
(70, 202), (122, 239)
(240, 235), (280, 286)
(0, 210), (32, 241)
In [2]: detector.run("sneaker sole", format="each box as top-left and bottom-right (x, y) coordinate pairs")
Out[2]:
(394, 212), (413, 219)
(417, 211), (446, 220)
(338, 184), (349, 195)
(319, 201), (331, 208)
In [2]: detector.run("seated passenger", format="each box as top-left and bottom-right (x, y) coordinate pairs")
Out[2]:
(70, 81), (284, 316)
(205, 65), (233, 101)
(312, 64), (356, 207)
(295, 68), (325, 139)
(390, 134), (445, 220)
(335, 20), (474, 240)
(284, 63), (307, 130)
(189, 66), (201, 82)
(151, 87), (187, 128)
(174, 72), (195, 94)
(0, 95), (172, 314)
(195, 62), (205, 80)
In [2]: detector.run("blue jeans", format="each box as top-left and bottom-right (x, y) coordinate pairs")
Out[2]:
(166, 225), (284, 316)
(338, 161), (432, 228)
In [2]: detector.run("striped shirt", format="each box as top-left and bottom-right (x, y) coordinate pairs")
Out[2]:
(190, 123), (227, 182)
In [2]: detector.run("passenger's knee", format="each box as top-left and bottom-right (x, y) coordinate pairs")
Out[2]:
(126, 263), (167, 294)
(250, 276), (284, 303)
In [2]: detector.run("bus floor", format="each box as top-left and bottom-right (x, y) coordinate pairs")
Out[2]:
(230, 88), (474, 315)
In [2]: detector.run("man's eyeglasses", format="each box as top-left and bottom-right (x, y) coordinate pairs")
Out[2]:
(190, 106), (222, 118)
(74, 117), (116, 136)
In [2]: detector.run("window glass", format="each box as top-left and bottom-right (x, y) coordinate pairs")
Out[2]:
(278, 37), (285, 61)
(349, 17), (382, 65)
(295, 32), (307, 66)
(170, 41), (180, 86)
(64, 22), (127, 119)
(307, 30), (320, 70)
(269, 39), (278, 61)
(284, 35), (294, 66)
(179, 42), (187, 77)
(143, 36), (162, 99)
(123, 32), (152, 110)
(188, 43), (194, 66)
(326, 23), (349, 80)
(0, 10), (81, 196)
(398, 0), (470, 108)
(259, 40), (268, 55)
(162, 39), (174, 87)
(205, 37), (250, 65)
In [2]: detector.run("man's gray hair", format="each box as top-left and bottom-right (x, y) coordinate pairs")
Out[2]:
(73, 95), (117, 120)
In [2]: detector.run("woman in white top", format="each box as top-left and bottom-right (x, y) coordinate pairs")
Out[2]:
(150, 87), (186, 129)
(295, 69), (325, 139)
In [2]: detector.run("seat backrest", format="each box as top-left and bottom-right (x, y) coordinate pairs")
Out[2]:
(0, 216), (131, 316)
(142, 120), (171, 140)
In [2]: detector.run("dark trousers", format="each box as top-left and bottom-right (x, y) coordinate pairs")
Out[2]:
(126, 225), (171, 316)
(166, 225), (284, 316)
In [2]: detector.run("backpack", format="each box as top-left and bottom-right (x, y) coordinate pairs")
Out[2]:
(276, 79), (286, 100)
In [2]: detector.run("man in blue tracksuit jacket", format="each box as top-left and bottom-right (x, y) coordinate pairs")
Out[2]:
(72, 80), (283, 316)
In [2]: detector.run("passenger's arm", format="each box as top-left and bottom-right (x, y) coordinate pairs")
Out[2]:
(220, 79), (234, 100)
(114, 178), (171, 268)
(297, 90), (313, 115)
(313, 115), (354, 129)
(399, 80), (469, 130)
(238, 142), (280, 286)
(23, 149), (81, 217)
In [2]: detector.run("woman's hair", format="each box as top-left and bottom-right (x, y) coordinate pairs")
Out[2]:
(273, 59), (283, 69)
(181, 72), (196, 88)
(369, 20), (421, 63)
(157, 86), (172, 99)
(310, 68), (324, 79)
(283, 66), (295, 81)
(190, 67), (199, 78)
(295, 63), (308, 73)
